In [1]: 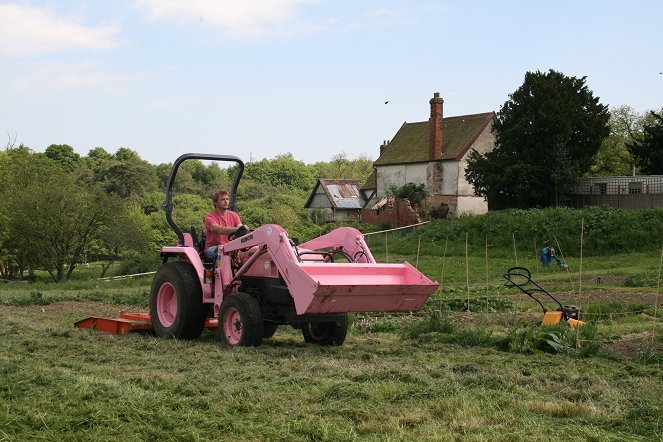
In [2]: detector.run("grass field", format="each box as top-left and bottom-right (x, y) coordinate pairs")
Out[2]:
(1, 252), (662, 441)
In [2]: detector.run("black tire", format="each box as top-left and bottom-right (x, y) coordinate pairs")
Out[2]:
(262, 321), (279, 339)
(150, 261), (206, 340)
(302, 314), (349, 346)
(218, 292), (264, 347)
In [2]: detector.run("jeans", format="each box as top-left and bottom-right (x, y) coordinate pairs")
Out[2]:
(205, 246), (218, 260)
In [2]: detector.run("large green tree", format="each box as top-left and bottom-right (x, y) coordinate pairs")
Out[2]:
(590, 106), (647, 176)
(1, 149), (140, 281)
(628, 109), (663, 175)
(465, 69), (610, 208)
(44, 144), (81, 172)
(94, 202), (150, 277)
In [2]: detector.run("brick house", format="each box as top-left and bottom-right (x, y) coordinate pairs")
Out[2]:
(362, 92), (496, 217)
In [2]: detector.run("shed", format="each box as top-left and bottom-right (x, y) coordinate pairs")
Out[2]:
(305, 179), (365, 222)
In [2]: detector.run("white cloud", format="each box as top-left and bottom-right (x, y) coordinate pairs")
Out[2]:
(135, 0), (316, 38)
(0, 3), (119, 56)
(9, 60), (130, 94)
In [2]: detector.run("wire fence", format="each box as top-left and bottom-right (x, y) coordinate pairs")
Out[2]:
(361, 220), (663, 357)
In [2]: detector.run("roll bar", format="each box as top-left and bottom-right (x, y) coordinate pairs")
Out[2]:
(164, 153), (244, 246)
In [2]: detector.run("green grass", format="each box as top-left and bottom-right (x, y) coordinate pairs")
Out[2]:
(1, 251), (662, 440)
(1, 304), (662, 441)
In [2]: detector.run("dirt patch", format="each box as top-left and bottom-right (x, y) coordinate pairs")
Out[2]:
(526, 288), (662, 307)
(607, 331), (663, 359)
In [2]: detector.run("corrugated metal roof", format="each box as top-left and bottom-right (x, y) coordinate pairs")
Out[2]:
(324, 180), (364, 209)
(304, 179), (366, 209)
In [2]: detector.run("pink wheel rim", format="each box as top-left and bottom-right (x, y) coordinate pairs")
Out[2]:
(308, 324), (325, 340)
(156, 282), (177, 327)
(223, 307), (242, 345)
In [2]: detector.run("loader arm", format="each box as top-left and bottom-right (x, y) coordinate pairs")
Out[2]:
(221, 225), (439, 315)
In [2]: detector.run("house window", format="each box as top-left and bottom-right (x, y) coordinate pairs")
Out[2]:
(629, 181), (643, 194)
(592, 183), (607, 195)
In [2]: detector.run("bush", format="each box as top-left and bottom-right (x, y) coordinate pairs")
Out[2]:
(441, 297), (513, 313)
(390, 206), (663, 257)
(116, 252), (162, 276)
(2, 290), (50, 307)
(365, 319), (402, 333)
(508, 323), (600, 356)
(625, 273), (662, 288)
(508, 326), (570, 354)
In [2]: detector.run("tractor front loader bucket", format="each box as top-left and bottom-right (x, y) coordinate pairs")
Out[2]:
(287, 261), (438, 315)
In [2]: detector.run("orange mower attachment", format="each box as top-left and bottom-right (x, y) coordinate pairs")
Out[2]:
(74, 311), (217, 335)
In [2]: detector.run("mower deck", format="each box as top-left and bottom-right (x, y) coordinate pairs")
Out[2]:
(74, 311), (218, 335)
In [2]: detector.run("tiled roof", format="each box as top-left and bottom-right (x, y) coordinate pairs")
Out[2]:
(361, 170), (376, 190)
(374, 112), (495, 166)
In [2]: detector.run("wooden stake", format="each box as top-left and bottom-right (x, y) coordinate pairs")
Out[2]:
(577, 218), (585, 349)
(385, 231), (388, 263)
(579, 218), (584, 298)
(415, 236), (421, 269)
(440, 235), (448, 284)
(656, 244), (662, 322)
(534, 239), (539, 277)
(466, 232), (470, 312)
(485, 234), (489, 285)
(512, 232), (519, 267)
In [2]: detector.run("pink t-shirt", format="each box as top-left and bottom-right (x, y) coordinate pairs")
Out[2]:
(204, 210), (242, 249)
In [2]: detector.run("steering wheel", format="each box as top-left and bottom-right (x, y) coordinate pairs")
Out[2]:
(228, 225), (249, 241)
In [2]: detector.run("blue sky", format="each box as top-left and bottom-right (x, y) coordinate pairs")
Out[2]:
(1, 0), (661, 165)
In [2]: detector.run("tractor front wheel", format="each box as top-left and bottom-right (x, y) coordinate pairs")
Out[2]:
(218, 292), (264, 347)
(302, 314), (348, 346)
(150, 261), (205, 340)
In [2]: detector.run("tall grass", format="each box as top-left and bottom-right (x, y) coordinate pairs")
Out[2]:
(383, 206), (663, 257)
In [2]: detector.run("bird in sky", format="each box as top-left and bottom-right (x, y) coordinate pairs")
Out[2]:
(384, 101), (389, 104)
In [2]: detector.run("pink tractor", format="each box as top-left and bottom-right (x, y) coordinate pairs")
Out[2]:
(79, 153), (439, 346)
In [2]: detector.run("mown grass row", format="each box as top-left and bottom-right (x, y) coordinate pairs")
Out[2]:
(1, 302), (662, 441)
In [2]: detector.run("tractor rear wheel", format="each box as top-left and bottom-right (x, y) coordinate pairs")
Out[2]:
(150, 261), (206, 340)
(218, 292), (264, 347)
(302, 314), (348, 346)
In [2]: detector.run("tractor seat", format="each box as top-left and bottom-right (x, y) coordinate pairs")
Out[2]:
(191, 225), (215, 268)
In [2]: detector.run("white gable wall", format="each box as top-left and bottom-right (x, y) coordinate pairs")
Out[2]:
(375, 163), (428, 197)
(307, 184), (332, 208)
(457, 121), (495, 196)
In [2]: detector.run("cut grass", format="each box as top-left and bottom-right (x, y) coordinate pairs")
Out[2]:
(1, 304), (662, 441)
(1, 251), (662, 440)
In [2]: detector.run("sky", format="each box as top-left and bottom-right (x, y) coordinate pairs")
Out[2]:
(1, 0), (662, 165)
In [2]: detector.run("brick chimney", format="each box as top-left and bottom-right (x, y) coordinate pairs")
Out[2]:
(429, 92), (444, 160)
(380, 139), (390, 155)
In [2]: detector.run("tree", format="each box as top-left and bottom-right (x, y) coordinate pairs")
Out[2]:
(1, 149), (127, 281)
(95, 201), (150, 277)
(590, 106), (645, 176)
(311, 153), (373, 181)
(628, 109), (663, 175)
(0, 146), (43, 279)
(465, 69), (610, 208)
(244, 153), (316, 191)
(45, 144), (81, 172)
(388, 182), (428, 209)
